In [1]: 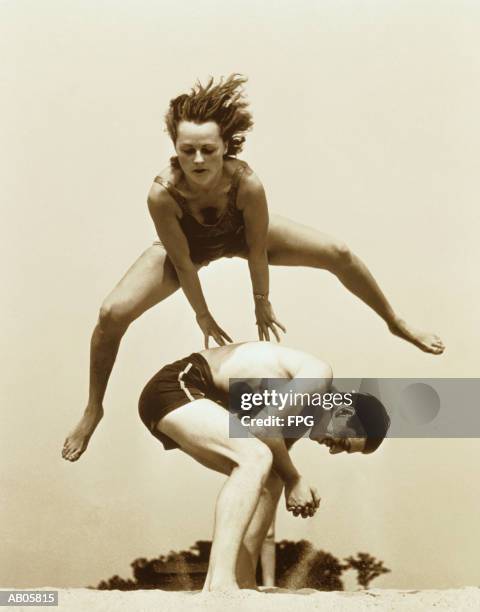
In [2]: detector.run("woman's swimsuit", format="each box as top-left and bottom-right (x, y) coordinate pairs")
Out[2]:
(153, 157), (250, 265)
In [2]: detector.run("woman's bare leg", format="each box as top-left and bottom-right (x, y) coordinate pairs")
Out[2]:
(156, 400), (274, 592)
(62, 245), (181, 462)
(266, 214), (444, 354)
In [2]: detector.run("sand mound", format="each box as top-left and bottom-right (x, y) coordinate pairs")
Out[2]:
(8, 587), (480, 611)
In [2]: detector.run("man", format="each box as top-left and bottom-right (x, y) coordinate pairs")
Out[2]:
(62, 341), (390, 591)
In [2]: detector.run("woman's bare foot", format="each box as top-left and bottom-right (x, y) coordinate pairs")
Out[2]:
(389, 318), (445, 354)
(62, 407), (103, 462)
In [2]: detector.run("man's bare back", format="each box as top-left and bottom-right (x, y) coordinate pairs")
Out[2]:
(200, 341), (330, 395)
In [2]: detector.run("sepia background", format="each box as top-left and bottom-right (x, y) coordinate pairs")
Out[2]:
(2, 0), (479, 591)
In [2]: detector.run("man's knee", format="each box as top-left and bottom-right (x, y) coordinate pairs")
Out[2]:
(265, 521), (275, 540)
(238, 443), (273, 480)
(251, 443), (273, 472)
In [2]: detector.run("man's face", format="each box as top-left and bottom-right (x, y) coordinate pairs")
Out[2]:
(310, 405), (367, 454)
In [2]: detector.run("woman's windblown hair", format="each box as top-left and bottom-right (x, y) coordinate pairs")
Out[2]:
(165, 74), (254, 156)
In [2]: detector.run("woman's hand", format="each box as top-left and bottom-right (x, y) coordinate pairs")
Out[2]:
(284, 475), (320, 518)
(254, 296), (286, 342)
(196, 312), (233, 348)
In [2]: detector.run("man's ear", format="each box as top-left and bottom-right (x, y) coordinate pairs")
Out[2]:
(308, 410), (331, 439)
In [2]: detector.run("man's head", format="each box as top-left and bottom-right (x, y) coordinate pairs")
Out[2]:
(309, 393), (391, 455)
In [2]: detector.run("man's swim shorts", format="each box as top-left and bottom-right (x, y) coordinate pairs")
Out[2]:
(138, 352), (223, 450)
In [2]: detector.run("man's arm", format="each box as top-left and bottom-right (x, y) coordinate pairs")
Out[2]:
(248, 351), (332, 474)
(258, 434), (320, 517)
(256, 435), (300, 484)
(249, 422), (319, 517)
(252, 351), (331, 514)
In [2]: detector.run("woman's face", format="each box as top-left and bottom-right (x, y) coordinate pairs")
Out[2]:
(175, 120), (228, 184)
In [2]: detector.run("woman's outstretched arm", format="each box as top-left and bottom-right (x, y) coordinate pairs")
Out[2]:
(239, 173), (286, 342)
(148, 186), (232, 347)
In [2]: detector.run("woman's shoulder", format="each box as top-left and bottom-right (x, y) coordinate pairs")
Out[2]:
(149, 158), (185, 211)
(226, 158), (265, 203)
(153, 157), (183, 187)
(225, 157), (262, 193)
(224, 156), (253, 176)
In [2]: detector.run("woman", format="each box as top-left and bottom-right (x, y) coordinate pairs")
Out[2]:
(62, 75), (443, 462)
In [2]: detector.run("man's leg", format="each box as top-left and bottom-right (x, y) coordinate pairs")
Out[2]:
(236, 471), (283, 588)
(157, 399), (273, 592)
(260, 518), (277, 587)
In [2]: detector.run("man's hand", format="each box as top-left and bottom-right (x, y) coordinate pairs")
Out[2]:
(285, 475), (320, 518)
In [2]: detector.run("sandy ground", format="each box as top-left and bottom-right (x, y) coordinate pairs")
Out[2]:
(5, 587), (480, 611)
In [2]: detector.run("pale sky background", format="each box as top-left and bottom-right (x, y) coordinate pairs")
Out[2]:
(2, 0), (479, 591)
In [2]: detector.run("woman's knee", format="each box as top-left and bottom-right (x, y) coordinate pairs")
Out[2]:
(326, 240), (354, 271)
(98, 299), (135, 332)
